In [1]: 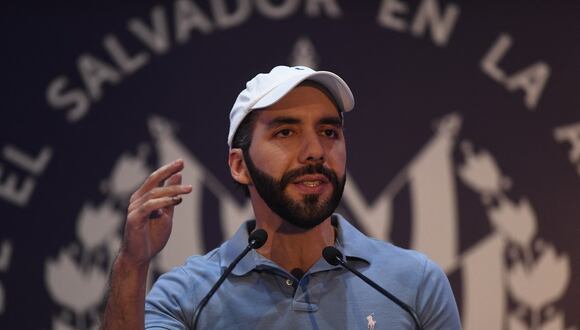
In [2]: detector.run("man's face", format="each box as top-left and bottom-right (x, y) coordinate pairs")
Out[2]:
(243, 83), (347, 229)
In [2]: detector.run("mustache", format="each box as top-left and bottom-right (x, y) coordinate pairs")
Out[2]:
(279, 164), (338, 189)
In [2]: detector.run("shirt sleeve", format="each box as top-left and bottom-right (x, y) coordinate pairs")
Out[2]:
(145, 267), (196, 330)
(416, 258), (462, 329)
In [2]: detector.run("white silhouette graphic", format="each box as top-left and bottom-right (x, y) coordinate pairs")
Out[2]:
(45, 148), (149, 329)
(457, 141), (572, 330)
(490, 198), (536, 249)
(148, 116), (206, 271)
(458, 141), (511, 204)
(407, 114), (461, 271)
(102, 145), (151, 199)
(366, 313), (376, 330)
(508, 244), (570, 330)
(347, 113), (462, 272)
(289, 37), (319, 69)
(46, 247), (107, 329)
(344, 112), (573, 330)
(76, 202), (123, 253)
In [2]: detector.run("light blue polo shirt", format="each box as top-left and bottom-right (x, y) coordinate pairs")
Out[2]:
(145, 214), (461, 329)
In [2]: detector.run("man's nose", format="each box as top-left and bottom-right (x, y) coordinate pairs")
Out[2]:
(298, 130), (325, 163)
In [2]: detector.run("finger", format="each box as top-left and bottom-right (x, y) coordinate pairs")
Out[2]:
(128, 184), (192, 213)
(162, 174), (185, 218)
(131, 196), (183, 220)
(164, 172), (183, 187)
(131, 159), (184, 202)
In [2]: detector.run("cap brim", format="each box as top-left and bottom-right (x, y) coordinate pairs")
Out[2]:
(251, 71), (355, 112)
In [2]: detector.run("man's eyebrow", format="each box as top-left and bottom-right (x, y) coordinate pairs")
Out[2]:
(319, 116), (343, 127)
(266, 115), (343, 128)
(266, 117), (301, 128)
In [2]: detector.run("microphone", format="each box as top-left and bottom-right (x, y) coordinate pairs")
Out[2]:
(322, 246), (424, 330)
(192, 229), (268, 329)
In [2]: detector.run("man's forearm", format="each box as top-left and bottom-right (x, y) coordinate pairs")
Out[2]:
(101, 255), (149, 330)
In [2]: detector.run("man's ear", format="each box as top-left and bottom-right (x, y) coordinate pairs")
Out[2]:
(228, 148), (252, 185)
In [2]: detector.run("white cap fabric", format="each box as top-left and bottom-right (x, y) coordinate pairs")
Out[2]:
(228, 65), (355, 147)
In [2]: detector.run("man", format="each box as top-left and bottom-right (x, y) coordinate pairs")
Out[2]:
(102, 66), (461, 329)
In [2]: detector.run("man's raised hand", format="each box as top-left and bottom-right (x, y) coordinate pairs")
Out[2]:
(102, 159), (191, 329)
(121, 159), (192, 267)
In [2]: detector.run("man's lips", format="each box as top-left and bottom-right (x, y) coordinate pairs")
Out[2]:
(293, 174), (330, 184)
(292, 175), (330, 192)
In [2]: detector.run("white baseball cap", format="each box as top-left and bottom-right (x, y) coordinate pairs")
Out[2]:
(228, 65), (355, 147)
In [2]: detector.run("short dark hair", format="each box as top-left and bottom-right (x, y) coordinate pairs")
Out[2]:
(231, 110), (259, 197)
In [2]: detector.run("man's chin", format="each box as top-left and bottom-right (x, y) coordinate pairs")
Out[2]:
(286, 187), (331, 204)
(276, 218), (327, 233)
(276, 201), (334, 230)
(278, 215), (329, 232)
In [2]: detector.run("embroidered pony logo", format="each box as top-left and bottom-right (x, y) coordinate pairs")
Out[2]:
(366, 313), (377, 330)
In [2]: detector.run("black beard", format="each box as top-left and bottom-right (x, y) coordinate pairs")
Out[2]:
(243, 149), (346, 230)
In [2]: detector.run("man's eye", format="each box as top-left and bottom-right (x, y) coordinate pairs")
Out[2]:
(276, 129), (293, 137)
(322, 129), (338, 138)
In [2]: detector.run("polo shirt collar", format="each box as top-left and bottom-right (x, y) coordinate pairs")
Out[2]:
(219, 214), (372, 276)
(331, 213), (372, 264)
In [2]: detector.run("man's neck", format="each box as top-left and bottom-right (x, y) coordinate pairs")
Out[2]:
(254, 214), (335, 277)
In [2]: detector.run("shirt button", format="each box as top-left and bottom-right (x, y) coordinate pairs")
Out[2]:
(286, 279), (294, 286)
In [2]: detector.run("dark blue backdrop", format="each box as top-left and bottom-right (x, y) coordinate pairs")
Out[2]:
(1, 1), (579, 329)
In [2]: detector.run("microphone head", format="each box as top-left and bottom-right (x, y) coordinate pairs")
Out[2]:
(248, 229), (268, 249)
(322, 246), (343, 266)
